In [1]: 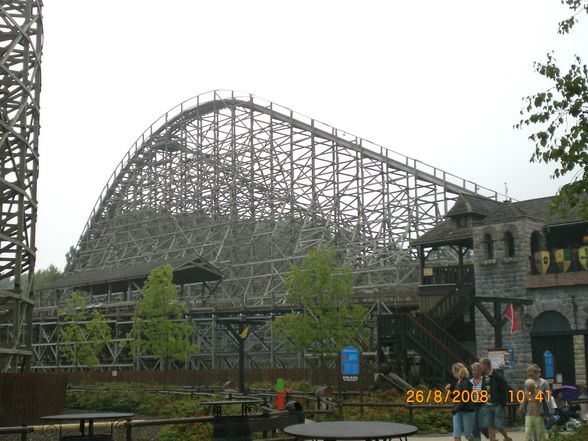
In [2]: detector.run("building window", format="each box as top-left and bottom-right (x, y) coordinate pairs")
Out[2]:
(483, 233), (494, 259)
(456, 216), (468, 228)
(530, 230), (544, 254)
(504, 231), (515, 257)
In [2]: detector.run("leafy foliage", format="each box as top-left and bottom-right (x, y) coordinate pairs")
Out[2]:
(516, 0), (588, 218)
(66, 382), (454, 436)
(273, 246), (367, 367)
(558, 0), (588, 33)
(549, 424), (588, 441)
(33, 264), (63, 290)
(128, 264), (198, 369)
(58, 292), (112, 369)
(159, 400), (213, 441)
(66, 383), (212, 441)
(0, 264), (63, 296)
(34, 264), (63, 305)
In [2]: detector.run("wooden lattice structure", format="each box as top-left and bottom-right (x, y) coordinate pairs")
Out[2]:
(0, 1), (43, 371)
(32, 90), (505, 370)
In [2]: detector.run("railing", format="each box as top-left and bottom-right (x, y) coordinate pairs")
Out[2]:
(428, 283), (475, 326)
(421, 264), (474, 286)
(416, 313), (477, 365)
(378, 313), (474, 377)
(403, 315), (462, 375)
(6, 398), (588, 439)
(0, 426), (33, 441)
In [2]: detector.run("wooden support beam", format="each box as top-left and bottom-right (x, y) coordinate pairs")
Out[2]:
(474, 299), (495, 327)
(475, 296), (533, 305)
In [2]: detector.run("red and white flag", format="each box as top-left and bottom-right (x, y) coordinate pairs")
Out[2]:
(503, 304), (518, 334)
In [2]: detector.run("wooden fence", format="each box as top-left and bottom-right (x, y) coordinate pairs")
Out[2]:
(0, 367), (373, 425)
(0, 373), (67, 426)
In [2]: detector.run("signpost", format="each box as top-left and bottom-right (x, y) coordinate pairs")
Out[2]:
(488, 348), (515, 370)
(505, 348), (515, 369)
(341, 346), (360, 382)
(276, 378), (285, 410)
(488, 349), (506, 370)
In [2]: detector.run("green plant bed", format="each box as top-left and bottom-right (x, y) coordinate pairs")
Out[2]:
(67, 383), (215, 441)
(158, 400), (213, 441)
(336, 389), (452, 434)
(66, 382), (459, 436)
(549, 425), (588, 441)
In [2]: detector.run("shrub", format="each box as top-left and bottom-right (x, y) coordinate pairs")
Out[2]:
(158, 400), (212, 441)
(549, 424), (588, 441)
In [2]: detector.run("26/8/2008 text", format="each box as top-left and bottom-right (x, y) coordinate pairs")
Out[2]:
(405, 390), (488, 404)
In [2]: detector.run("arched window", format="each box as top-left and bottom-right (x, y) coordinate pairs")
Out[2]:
(503, 231), (515, 257)
(530, 231), (544, 254)
(532, 310), (571, 334)
(483, 233), (494, 259)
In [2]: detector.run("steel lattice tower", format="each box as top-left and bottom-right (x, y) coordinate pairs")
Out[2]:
(0, 1), (43, 371)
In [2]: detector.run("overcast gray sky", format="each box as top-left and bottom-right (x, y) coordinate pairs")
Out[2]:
(37, 0), (588, 270)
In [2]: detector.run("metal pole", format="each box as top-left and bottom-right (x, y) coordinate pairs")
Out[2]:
(494, 302), (503, 348)
(239, 319), (245, 393)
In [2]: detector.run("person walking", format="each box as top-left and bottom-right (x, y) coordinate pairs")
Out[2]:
(518, 379), (548, 441)
(470, 362), (484, 441)
(526, 365), (553, 410)
(525, 364), (556, 429)
(479, 358), (511, 441)
(447, 362), (476, 441)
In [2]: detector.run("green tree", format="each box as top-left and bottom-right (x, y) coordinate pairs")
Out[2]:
(273, 246), (367, 368)
(516, 0), (588, 218)
(0, 264), (62, 296)
(33, 264), (63, 290)
(128, 264), (197, 369)
(58, 292), (112, 369)
(32, 264), (63, 305)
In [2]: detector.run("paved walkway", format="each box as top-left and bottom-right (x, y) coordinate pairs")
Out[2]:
(414, 429), (525, 441)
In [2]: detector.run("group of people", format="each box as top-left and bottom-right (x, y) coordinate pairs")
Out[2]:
(448, 359), (580, 441)
(449, 358), (510, 441)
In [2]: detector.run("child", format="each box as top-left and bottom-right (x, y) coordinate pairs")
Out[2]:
(519, 379), (548, 441)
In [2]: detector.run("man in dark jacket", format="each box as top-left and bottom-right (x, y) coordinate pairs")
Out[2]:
(479, 358), (512, 441)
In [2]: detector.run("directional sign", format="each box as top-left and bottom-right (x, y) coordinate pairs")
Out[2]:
(505, 348), (515, 369)
(544, 350), (554, 380)
(341, 346), (360, 381)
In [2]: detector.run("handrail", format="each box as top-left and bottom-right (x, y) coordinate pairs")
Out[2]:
(404, 315), (462, 371)
(421, 264), (475, 286)
(428, 282), (475, 325)
(0, 426), (34, 434)
(417, 313), (477, 364)
(127, 415), (213, 427)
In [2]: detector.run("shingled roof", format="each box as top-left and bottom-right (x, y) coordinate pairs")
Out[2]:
(413, 194), (587, 248)
(412, 194), (500, 247)
(411, 219), (474, 247)
(43, 256), (224, 294)
(446, 194), (502, 217)
(483, 196), (586, 226)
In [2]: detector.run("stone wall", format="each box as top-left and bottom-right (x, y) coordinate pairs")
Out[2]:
(574, 335), (587, 385)
(472, 218), (588, 386)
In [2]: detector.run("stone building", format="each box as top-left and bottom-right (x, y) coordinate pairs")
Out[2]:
(412, 194), (588, 386)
